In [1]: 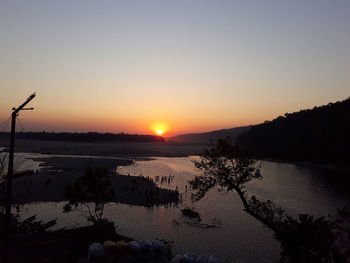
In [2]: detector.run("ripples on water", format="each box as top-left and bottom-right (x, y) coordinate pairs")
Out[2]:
(16, 156), (349, 263)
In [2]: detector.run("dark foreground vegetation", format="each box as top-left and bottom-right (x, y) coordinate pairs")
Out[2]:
(237, 97), (350, 164)
(1, 221), (131, 262)
(190, 138), (350, 263)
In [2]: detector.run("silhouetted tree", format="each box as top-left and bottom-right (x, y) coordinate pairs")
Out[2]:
(190, 138), (349, 263)
(190, 137), (282, 232)
(63, 167), (115, 224)
(276, 214), (335, 263)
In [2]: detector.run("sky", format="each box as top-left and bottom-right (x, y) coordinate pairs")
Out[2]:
(0, 0), (349, 136)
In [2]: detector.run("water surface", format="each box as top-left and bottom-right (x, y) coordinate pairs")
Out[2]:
(17, 156), (350, 263)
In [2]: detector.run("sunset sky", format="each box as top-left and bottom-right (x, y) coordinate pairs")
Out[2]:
(1, 1), (349, 136)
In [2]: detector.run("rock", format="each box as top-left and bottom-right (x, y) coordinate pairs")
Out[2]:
(115, 240), (130, 254)
(88, 243), (105, 261)
(182, 252), (197, 263)
(208, 255), (221, 263)
(195, 254), (208, 263)
(103, 240), (117, 254)
(129, 241), (141, 253)
(152, 239), (164, 250)
(138, 239), (154, 252)
(117, 254), (138, 263)
(170, 254), (183, 263)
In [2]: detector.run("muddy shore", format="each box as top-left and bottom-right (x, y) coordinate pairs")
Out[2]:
(1, 155), (179, 207)
(0, 138), (205, 157)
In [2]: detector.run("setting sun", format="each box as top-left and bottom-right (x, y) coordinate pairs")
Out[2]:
(151, 121), (168, 136)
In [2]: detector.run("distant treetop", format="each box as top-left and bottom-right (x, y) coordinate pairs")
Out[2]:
(237, 97), (350, 164)
(0, 131), (165, 143)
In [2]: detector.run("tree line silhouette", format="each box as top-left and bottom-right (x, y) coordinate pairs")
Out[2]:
(237, 98), (350, 164)
(0, 132), (165, 143)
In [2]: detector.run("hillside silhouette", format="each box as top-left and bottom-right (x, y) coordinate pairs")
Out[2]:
(237, 98), (350, 164)
(170, 126), (252, 143)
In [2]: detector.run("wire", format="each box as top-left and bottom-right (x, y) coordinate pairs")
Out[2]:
(0, 116), (11, 130)
(16, 117), (26, 132)
(0, 116), (11, 132)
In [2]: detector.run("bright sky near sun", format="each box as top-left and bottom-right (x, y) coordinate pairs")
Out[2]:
(1, 1), (349, 136)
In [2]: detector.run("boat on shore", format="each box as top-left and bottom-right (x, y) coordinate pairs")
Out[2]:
(186, 222), (215, 229)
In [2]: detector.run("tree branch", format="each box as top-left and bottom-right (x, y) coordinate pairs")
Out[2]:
(235, 187), (280, 234)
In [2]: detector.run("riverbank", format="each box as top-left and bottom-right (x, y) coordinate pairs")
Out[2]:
(0, 153), (181, 261)
(0, 138), (205, 157)
(2, 138), (349, 173)
(1, 155), (179, 207)
(263, 157), (350, 173)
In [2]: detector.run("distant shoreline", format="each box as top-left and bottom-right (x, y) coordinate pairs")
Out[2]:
(0, 138), (205, 158)
(5, 155), (179, 207)
(1, 139), (348, 173)
(263, 158), (350, 173)
(0, 131), (165, 143)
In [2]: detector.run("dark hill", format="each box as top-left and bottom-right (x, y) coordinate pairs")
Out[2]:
(237, 98), (350, 164)
(169, 126), (252, 143)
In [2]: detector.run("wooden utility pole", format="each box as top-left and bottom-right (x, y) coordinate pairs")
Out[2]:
(3, 92), (36, 260)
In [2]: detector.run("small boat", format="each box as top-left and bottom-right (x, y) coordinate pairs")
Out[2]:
(181, 208), (201, 220)
(22, 215), (37, 223)
(186, 222), (215, 229)
(41, 219), (57, 230)
(55, 227), (67, 232)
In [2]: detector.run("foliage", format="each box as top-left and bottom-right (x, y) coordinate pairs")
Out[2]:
(191, 138), (262, 201)
(237, 97), (350, 164)
(247, 195), (286, 227)
(332, 206), (350, 262)
(190, 138), (350, 263)
(63, 167), (115, 224)
(276, 214), (336, 263)
(190, 138), (279, 231)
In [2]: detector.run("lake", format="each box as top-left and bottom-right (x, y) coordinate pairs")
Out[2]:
(11, 155), (350, 263)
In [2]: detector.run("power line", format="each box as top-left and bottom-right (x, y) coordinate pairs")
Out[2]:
(0, 117), (11, 132)
(16, 117), (26, 132)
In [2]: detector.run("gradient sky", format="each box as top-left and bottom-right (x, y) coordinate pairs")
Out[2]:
(1, 0), (349, 136)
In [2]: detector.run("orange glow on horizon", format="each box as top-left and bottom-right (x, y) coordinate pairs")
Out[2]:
(4, 113), (255, 137)
(151, 121), (168, 136)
